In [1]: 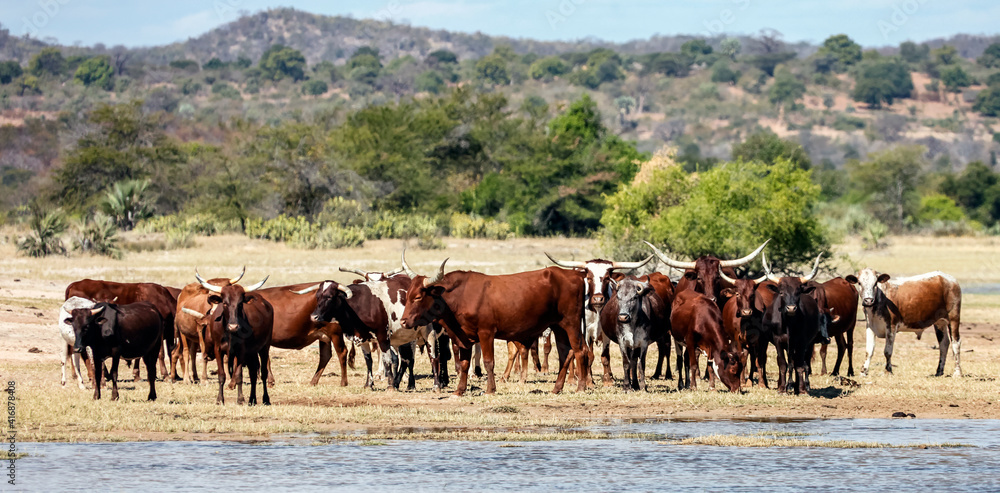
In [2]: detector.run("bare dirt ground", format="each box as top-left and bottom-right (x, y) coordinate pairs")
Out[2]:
(1, 234), (999, 442)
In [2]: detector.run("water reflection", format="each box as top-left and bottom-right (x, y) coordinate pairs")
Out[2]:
(16, 419), (1000, 492)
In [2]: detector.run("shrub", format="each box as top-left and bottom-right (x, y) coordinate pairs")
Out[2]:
(138, 214), (240, 236)
(365, 211), (439, 239)
(211, 82), (241, 100)
(101, 179), (153, 231)
(166, 228), (196, 249)
(916, 194), (966, 224)
(17, 208), (67, 257)
(73, 213), (123, 259)
(302, 79), (328, 96)
(862, 220), (889, 250)
(448, 213), (513, 240)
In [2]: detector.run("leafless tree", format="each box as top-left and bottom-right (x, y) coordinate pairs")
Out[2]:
(111, 45), (131, 76)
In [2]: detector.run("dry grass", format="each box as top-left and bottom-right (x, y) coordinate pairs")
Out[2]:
(1, 234), (999, 443)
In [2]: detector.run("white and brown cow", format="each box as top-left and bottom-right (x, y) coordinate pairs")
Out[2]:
(846, 269), (962, 377)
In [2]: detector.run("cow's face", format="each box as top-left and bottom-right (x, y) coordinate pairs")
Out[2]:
(767, 278), (816, 315)
(583, 260), (615, 311)
(208, 284), (252, 337)
(718, 350), (744, 393)
(401, 277), (446, 329)
(310, 281), (351, 324)
(721, 279), (758, 318)
(845, 268), (890, 307)
(684, 257), (723, 302)
(68, 305), (115, 352)
(613, 278), (653, 325)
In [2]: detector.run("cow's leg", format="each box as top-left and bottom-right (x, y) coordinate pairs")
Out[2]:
(110, 356), (121, 401)
(530, 339), (541, 373)
(184, 335), (197, 384)
(863, 325), (876, 376)
(131, 357), (141, 382)
(407, 341), (417, 390)
(308, 341), (332, 386)
(518, 342), (530, 384)
(501, 341), (517, 383)
(819, 343), (829, 375)
(332, 334), (349, 387)
(144, 347), (158, 401)
(439, 333), (451, 388)
(259, 347), (271, 405)
(755, 341), (769, 389)
(392, 342), (415, 391)
(949, 316), (962, 377)
(846, 326), (855, 377)
(662, 334), (673, 380)
(775, 339), (788, 393)
(687, 340), (699, 391)
(618, 343), (632, 391)
(831, 333), (847, 376)
(473, 343), (483, 378)
(454, 342), (472, 396)
(157, 341), (168, 380)
(638, 343), (649, 391)
(235, 356), (246, 405)
(92, 355), (103, 400)
(934, 322), (949, 377)
(600, 334), (614, 386)
(541, 333), (551, 373)
(247, 354), (259, 406)
(550, 328), (574, 394)
(884, 327), (896, 374)
(215, 348), (226, 405)
(360, 342), (374, 390)
(382, 345), (398, 391)
(478, 333), (498, 394)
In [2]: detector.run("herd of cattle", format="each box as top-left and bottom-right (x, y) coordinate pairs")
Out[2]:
(56, 241), (965, 405)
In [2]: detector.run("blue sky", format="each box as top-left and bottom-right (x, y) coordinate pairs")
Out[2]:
(3, 0), (998, 48)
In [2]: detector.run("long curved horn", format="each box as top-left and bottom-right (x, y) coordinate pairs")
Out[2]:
(800, 254), (822, 283)
(230, 266), (246, 284)
(338, 266), (369, 278)
(753, 273), (769, 284)
(384, 266), (405, 277)
(90, 306), (105, 316)
(195, 269), (223, 293)
(401, 249), (418, 278)
(181, 307), (206, 318)
(338, 284), (353, 299)
(611, 255), (654, 271)
(717, 266), (738, 285)
(719, 239), (771, 268)
(423, 258), (449, 287)
(544, 252), (586, 269)
(761, 251), (781, 283)
(643, 241), (695, 270)
(243, 276), (269, 293)
(291, 284), (321, 295)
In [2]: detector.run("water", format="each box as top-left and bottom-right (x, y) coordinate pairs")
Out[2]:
(13, 419), (1000, 492)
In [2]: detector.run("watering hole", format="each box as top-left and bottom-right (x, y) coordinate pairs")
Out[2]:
(15, 418), (1000, 491)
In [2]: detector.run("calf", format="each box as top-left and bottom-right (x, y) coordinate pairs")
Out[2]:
(68, 301), (163, 401)
(846, 269), (962, 377)
(669, 290), (743, 392)
(600, 278), (665, 391)
(197, 272), (274, 405)
(812, 278), (859, 376)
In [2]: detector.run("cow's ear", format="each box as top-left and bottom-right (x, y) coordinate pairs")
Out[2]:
(753, 293), (767, 313)
(801, 285), (816, 294)
(245, 296), (255, 304)
(63, 318), (72, 325)
(208, 295), (223, 305)
(683, 271), (698, 280)
(877, 273), (890, 283)
(845, 275), (859, 284)
(428, 286), (446, 297)
(720, 288), (736, 299)
(766, 284), (779, 293)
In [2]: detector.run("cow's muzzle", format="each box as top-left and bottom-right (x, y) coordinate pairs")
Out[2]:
(73, 343), (84, 353)
(618, 313), (631, 324)
(741, 308), (752, 317)
(228, 323), (239, 332)
(310, 314), (323, 324)
(862, 298), (874, 307)
(784, 305), (797, 314)
(591, 294), (605, 306)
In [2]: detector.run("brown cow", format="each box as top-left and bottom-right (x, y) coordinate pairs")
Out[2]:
(65, 279), (177, 382)
(171, 270), (247, 384)
(669, 290), (743, 392)
(811, 278), (859, 376)
(400, 255), (588, 396)
(846, 269), (962, 377)
(196, 272), (273, 405)
(718, 269), (768, 383)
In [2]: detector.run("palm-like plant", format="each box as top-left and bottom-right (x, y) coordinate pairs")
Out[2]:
(17, 208), (68, 257)
(74, 213), (123, 259)
(101, 179), (153, 231)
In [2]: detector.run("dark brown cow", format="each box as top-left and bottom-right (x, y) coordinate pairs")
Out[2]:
(645, 240), (769, 303)
(718, 269), (768, 383)
(846, 269), (962, 377)
(762, 254), (823, 394)
(400, 256), (588, 396)
(196, 272), (273, 405)
(669, 290), (743, 392)
(65, 279), (178, 381)
(68, 301), (163, 401)
(171, 271), (247, 384)
(811, 278), (859, 376)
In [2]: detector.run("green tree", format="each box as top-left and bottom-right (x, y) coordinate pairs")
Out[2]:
(941, 65), (972, 93)
(475, 54), (510, 85)
(681, 39), (714, 64)
(27, 47), (66, 77)
(768, 67), (806, 108)
(933, 45), (959, 65)
(203, 57), (226, 70)
(710, 60), (741, 84)
(978, 43), (1000, 68)
(641, 52), (691, 77)
(73, 56), (114, 90)
(720, 38), (741, 61)
(916, 193), (966, 224)
(731, 131), (811, 170)
(414, 70), (445, 94)
(974, 86), (1000, 116)
(426, 49), (458, 66)
(100, 179), (152, 230)
(301, 79), (328, 95)
(347, 47), (382, 84)
(847, 145), (927, 229)
(748, 52), (796, 76)
(15, 75), (40, 96)
(17, 207), (67, 257)
(259, 44), (306, 81)
(852, 57), (913, 108)
(0, 60), (22, 84)
(899, 41), (929, 64)
(529, 56), (570, 81)
(940, 161), (1000, 224)
(818, 34), (862, 72)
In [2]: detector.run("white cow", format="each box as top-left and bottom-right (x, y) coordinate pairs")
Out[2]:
(59, 297), (95, 389)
